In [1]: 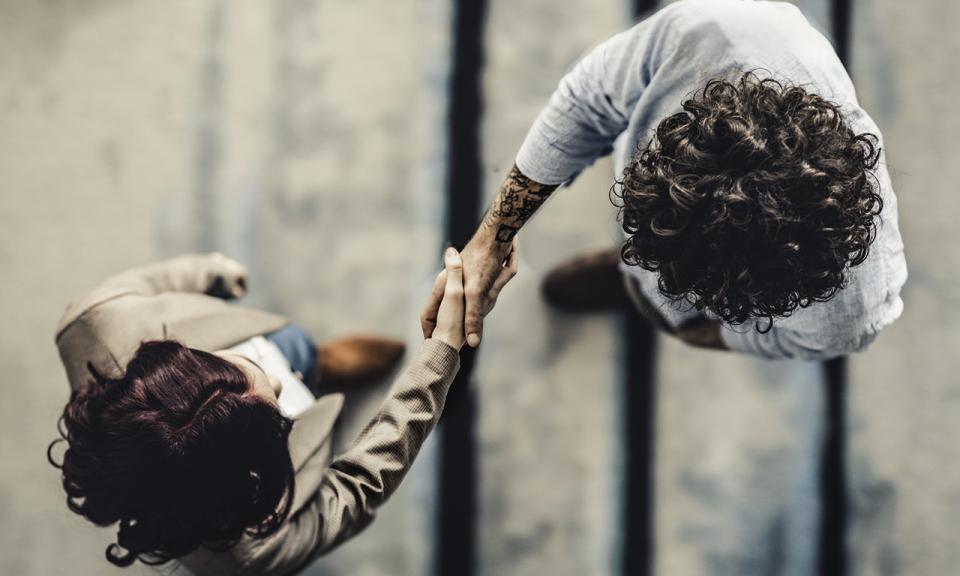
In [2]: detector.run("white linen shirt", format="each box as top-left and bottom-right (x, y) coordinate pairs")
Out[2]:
(230, 336), (316, 417)
(515, 0), (907, 359)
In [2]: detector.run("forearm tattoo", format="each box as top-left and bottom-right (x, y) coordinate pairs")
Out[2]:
(482, 164), (558, 244)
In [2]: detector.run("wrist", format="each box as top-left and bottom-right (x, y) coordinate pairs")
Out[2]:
(433, 331), (464, 351)
(470, 224), (513, 255)
(474, 216), (499, 243)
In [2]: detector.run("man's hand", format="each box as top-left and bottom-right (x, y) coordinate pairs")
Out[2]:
(460, 234), (517, 347)
(421, 238), (519, 344)
(674, 318), (727, 350)
(449, 164), (557, 347)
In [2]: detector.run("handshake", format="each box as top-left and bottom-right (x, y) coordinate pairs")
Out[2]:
(418, 236), (520, 352)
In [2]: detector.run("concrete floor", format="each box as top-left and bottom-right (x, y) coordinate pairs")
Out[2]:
(1, 1), (959, 575)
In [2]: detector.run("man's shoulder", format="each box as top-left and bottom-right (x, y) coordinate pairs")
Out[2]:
(652, 0), (813, 50)
(660, 0), (803, 26)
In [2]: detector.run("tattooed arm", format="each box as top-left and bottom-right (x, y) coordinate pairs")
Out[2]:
(480, 164), (560, 246)
(420, 164), (556, 348)
(459, 164), (558, 346)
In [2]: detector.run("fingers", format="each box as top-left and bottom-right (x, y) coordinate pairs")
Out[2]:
(465, 237), (519, 347)
(234, 274), (247, 298)
(444, 248), (464, 293)
(490, 239), (520, 297)
(230, 263), (249, 298)
(464, 294), (483, 348)
(420, 270), (446, 338)
(211, 252), (248, 299)
(434, 248), (466, 350)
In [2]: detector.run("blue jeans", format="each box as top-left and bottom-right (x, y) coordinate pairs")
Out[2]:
(264, 324), (318, 393)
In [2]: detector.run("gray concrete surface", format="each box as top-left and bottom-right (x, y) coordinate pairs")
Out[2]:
(848, 1), (960, 574)
(476, 2), (628, 574)
(655, 2), (828, 575)
(0, 1), (450, 575)
(2, 1), (959, 575)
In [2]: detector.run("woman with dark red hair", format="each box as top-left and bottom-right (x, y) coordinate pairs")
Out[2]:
(49, 248), (516, 575)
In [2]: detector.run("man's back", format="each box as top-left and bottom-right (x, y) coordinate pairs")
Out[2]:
(515, 0), (907, 358)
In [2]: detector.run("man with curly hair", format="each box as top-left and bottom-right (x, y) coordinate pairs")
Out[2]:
(448, 0), (906, 359)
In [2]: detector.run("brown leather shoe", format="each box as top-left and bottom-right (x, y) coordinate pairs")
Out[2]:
(312, 335), (406, 390)
(542, 247), (630, 312)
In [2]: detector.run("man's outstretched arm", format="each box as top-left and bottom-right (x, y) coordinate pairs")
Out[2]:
(459, 164), (558, 347)
(451, 15), (671, 347)
(479, 164), (559, 245)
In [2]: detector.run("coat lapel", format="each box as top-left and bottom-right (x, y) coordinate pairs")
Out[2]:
(288, 392), (344, 471)
(164, 307), (287, 352)
(287, 392), (344, 513)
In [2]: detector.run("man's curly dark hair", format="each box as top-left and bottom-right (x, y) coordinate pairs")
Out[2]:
(614, 73), (883, 328)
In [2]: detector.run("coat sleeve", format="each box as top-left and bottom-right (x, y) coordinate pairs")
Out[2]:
(55, 253), (245, 339)
(84, 253), (245, 298)
(238, 338), (460, 576)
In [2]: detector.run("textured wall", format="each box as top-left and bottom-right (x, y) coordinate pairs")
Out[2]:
(0, 1), (450, 575)
(847, 1), (960, 574)
(2, 0), (959, 575)
(476, 2), (628, 574)
(654, 2), (829, 575)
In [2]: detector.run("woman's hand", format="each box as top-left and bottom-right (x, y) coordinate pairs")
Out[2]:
(204, 252), (249, 300)
(421, 239), (519, 350)
(423, 248), (466, 350)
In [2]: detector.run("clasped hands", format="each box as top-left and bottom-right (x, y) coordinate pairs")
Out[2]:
(420, 237), (519, 351)
(418, 235), (725, 352)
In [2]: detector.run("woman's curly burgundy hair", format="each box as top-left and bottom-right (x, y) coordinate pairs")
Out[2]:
(48, 340), (295, 567)
(614, 73), (883, 328)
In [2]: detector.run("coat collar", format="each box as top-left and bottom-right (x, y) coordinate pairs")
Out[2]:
(163, 307), (288, 352)
(288, 392), (344, 472)
(286, 392), (344, 513)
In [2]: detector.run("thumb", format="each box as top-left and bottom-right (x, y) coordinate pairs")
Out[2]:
(444, 247), (463, 292)
(465, 305), (482, 348)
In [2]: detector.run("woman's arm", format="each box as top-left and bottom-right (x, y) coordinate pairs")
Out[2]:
(241, 249), (507, 575)
(56, 253), (249, 340)
(96, 253), (249, 298)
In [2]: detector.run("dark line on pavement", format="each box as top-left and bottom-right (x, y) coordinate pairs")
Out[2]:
(831, 0), (852, 65)
(819, 4), (852, 574)
(819, 356), (848, 576)
(436, 1), (487, 575)
(634, 0), (659, 21)
(622, 310), (658, 576)
(622, 5), (659, 576)
(621, 8), (660, 576)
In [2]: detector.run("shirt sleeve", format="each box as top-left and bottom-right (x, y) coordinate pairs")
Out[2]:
(515, 12), (672, 185)
(720, 323), (878, 361)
